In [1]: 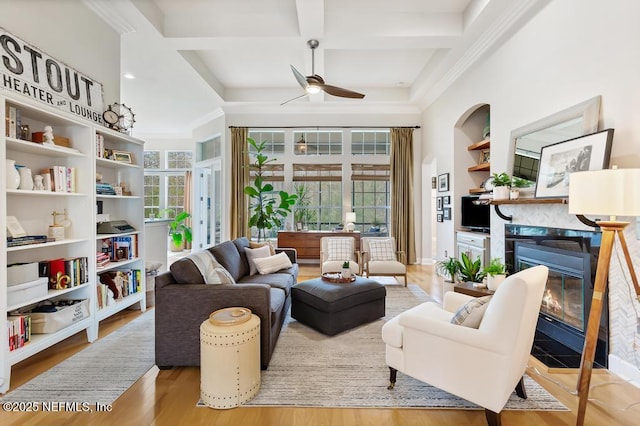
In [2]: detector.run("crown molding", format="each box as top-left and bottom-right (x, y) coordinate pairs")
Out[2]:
(416, 0), (548, 110)
(82, 0), (136, 35)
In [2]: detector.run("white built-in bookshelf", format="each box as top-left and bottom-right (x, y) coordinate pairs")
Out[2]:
(0, 91), (145, 393)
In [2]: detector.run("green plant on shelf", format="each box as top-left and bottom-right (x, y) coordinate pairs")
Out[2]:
(490, 172), (512, 187)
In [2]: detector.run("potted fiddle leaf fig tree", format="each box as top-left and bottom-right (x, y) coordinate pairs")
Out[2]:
(245, 137), (297, 241)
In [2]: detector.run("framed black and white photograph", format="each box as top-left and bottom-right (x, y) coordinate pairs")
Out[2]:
(443, 196), (451, 205)
(436, 196), (443, 211)
(443, 207), (452, 221)
(437, 173), (449, 192)
(535, 129), (613, 198)
(437, 213), (443, 222)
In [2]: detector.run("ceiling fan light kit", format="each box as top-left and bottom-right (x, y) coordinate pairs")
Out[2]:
(284, 39), (365, 105)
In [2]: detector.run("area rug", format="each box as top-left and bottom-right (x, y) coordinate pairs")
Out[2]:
(1, 309), (154, 405)
(242, 284), (567, 410)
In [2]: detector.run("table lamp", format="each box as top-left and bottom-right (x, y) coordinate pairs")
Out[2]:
(345, 212), (356, 232)
(568, 167), (640, 426)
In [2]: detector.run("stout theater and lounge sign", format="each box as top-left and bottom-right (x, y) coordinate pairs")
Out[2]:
(0, 28), (104, 125)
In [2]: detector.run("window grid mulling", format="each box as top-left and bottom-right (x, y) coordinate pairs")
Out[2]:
(293, 131), (342, 155)
(144, 174), (160, 218)
(248, 131), (285, 156)
(351, 130), (390, 155)
(166, 150), (193, 169)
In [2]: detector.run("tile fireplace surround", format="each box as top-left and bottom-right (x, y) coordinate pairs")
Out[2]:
(492, 203), (640, 379)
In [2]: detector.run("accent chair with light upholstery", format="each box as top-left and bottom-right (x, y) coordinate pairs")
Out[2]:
(361, 237), (407, 286)
(381, 265), (548, 426)
(320, 236), (360, 275)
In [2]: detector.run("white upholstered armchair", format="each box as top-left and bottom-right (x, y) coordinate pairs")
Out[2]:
(361, 237), (407, 286)
(381, 265), (548, 425)
(320, 237), (360, 275)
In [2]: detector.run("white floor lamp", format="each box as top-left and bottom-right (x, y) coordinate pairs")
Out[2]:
(568, 168), (640, 426)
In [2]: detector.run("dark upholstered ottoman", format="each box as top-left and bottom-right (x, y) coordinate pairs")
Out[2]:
(291, 277), (386, 336)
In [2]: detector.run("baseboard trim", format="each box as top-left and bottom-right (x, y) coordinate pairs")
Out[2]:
(608, 354), (640, 388)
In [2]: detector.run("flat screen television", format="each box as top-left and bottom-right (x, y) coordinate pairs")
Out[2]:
(460, 195), (490, 232)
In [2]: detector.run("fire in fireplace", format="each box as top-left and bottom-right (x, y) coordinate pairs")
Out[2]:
(505, 224), (608, 369)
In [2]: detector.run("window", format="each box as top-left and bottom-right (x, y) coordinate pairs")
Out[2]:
(248, 131), (285, 156)
(143, 150), (193, 219)
(352, 130), (390, 155)
(293, 164), (342, 230)
(351, 163), (390, 234)
(144, 174), (160, 218)
(293, 131), (342, 155)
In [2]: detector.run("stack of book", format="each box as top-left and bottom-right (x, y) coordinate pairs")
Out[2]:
(96, 269), (142, 309)
(7, 315), (31, 351)
(96, 251), (111, 269)
(39, 166), (76, 193)
(96, 183), (116, 195)
(100, 235), (138, 261)
(7, 235), (51, 247)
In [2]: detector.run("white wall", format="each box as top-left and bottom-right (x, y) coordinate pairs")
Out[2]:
(422, 0), (640, 381)
(0, 1), (121, 107)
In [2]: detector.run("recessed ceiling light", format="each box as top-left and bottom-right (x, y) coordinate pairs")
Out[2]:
(123, 73), (136, 79)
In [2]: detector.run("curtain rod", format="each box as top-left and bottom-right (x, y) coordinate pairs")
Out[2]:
(228, 125), (420, 129)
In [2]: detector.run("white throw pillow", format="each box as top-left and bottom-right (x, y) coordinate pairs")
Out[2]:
(368, 239), (397, 261)
(253, 252), (293, 275)
(450, 296), (492, 328)
(244, 245), (271, 275)
(327, 238), (353, 261)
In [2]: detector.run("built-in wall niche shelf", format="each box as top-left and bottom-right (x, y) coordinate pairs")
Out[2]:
(486, 198), (567, 221)
(468, 163), (490, 172)
(467, 138), (490, 151)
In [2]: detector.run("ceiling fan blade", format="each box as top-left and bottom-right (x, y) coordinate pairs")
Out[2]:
(290, 65), (308, 90)
(280, 93), (309, 106)
(320, 84), (365, 99)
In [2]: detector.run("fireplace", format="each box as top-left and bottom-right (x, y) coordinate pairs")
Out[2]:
(505, 225), (608, 369)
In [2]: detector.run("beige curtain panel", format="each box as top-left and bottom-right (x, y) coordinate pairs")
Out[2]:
(231, 127), (250, 239)
(390, 128), (416, 264)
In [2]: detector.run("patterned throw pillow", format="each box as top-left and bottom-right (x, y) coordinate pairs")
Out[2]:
(368, 239), (397, 261)
(326, 238), (353, 261)
(450, 296), (492, 328)
(253, 252), (293, 275)
(244, 245), (272, 275)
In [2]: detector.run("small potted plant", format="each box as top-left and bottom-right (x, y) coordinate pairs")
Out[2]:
(510, 176), (534, 199)
(483, 258), (507, 290)
(458, 252), (485, 283)
(490, 172), (511, 200)
(436, 257), (460, 283)
(161, 209), (193, 252)
(342, 260), (352, 278)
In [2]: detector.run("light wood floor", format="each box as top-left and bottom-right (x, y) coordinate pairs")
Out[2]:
(1, 264), (639, 425)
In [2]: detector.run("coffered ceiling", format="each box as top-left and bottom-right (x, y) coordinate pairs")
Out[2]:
(84, 0), (547, 136)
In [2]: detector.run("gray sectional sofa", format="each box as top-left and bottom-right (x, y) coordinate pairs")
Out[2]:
(154, 237), (297, 369)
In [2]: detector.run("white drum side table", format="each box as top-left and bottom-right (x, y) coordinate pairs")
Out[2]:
(200, 307), (261, 409)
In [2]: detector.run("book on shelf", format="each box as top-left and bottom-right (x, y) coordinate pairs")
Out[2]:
(39, 256), (89, 289)
(40, 166), (76, 193)
(101, 235), (138, 261)
(96, 134), (105, 158)
(7, 314), (31, 351)
(97, 268), (142, 307)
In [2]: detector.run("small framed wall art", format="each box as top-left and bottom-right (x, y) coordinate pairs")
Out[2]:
(112, 150), (133, 163)
(479, 149), (490, 165)
(436, 196), (443, 211)
(443, 207), (452, 221)
(437, 213), (443, 222)
(443, 196), (451, 205)
(437, 173), (449, 192)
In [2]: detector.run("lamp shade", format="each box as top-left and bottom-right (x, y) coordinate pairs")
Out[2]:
(345, 212), (356, 223)
(569, 168), (640, 216)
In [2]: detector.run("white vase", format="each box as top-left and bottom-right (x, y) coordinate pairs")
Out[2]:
(6, 159), (20, 189)
(493, 186), (510, 200)
(510, 189), (520, 200)
(487, 274), (506, 291)
(342, 268), (352, 278)
(18, 167), (34, 190)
